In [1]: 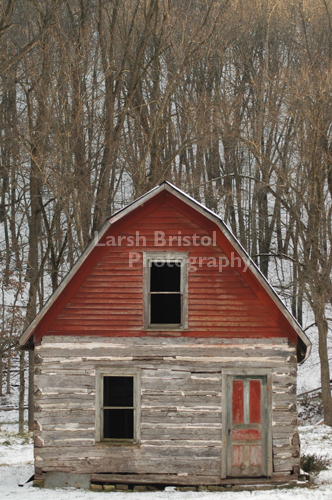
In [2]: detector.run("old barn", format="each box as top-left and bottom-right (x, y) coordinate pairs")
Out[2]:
(20, 182), (311, 490)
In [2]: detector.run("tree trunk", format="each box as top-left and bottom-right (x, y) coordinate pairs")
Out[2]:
(0, 357), (3, 396)
(6, 356), (10, 394)
(19, 350), (25, 433)
(315, 307), (332, 426)
(28, 350), (34, 431)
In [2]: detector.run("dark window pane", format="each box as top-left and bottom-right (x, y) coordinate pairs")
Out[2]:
(104, 409), (133, 439)
(150, 261), (181, 292)
(151, 294), (181, 324)
(104, 377), (133, 407)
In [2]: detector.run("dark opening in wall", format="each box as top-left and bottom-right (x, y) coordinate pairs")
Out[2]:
(150, 262), (181, 324)
(103, 376), (134, 439)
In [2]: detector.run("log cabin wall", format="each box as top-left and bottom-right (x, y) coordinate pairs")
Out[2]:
(34, 336), (299, 485)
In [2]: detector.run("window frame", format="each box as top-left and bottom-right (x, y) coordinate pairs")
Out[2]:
(95, 368), (141, 445)
(143, 252), (188, 330)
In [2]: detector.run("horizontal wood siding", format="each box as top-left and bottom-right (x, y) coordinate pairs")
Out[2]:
(34, 336), (299, 483)
(46, 202), (287, 338)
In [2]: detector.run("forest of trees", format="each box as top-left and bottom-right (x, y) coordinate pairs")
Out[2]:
(0, 0), (332, 426)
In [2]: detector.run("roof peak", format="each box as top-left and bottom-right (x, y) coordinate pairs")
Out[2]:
(20, 183), (311, 362)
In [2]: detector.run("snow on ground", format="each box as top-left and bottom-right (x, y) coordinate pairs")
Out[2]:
(1, 423), (332, 499)
(299, 424), (332, 458)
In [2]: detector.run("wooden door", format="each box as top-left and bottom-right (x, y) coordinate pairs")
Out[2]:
(226, 376), (268, 477)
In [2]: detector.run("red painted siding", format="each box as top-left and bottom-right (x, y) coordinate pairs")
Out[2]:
(43, 198), (290, 340)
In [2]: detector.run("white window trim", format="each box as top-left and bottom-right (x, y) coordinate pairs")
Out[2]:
(143, 251), (188, 330)
(95, 367), (141, 445)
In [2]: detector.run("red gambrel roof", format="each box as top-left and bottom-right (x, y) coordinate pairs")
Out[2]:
(20, 182), (311, 362)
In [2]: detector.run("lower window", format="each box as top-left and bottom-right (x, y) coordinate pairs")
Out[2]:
(103, 376), (134, 439)
(95, 370), (140, 444)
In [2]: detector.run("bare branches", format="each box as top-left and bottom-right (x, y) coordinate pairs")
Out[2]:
(1, 0), (332, 421)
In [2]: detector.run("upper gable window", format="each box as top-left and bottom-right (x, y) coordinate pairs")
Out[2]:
(143, 252), (188, 329)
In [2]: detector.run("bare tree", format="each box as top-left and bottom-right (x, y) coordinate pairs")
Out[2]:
(1, 0), (332, 426)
